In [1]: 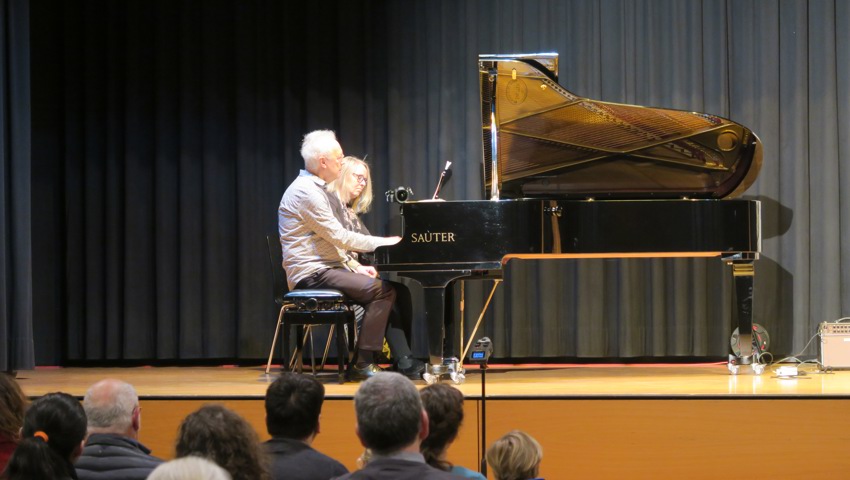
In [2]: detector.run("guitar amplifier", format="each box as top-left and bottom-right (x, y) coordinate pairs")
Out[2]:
(819, 321), (850, 369)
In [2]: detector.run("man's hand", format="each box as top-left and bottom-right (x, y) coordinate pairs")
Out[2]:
(355, 265), (378, 278)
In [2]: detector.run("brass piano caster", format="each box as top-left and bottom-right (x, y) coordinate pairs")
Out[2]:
(424, 357), (464, 384)
(727, 354), (766, 375)
(728, 324), (769, 375)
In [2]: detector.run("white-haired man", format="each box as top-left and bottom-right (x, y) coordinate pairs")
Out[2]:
(75, 379), (163, 480)
(278, 130), (402, 380)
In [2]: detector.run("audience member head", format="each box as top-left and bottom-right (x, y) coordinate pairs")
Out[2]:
(0, 373), (28, 442)
(147, 456), (232, 480)
(300, 130), (343, 181)
(329, 156), (373, 214)
(420, 383), (465, 470)
(175, 404), (269, 480)
(83, 379), (140, 438)
(485, 430), (543, 480)
(353, 372), (427, 456)
(4, 392), (87, 480)
(265, 373), (324, 442)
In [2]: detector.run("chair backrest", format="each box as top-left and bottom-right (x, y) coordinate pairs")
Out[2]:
(266, 234), (289, 305)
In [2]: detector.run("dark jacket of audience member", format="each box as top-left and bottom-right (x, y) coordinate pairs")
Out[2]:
(75, 379), (163, 480)
(332, 372), (458, 480)
(176, 404), (270, 480)
(75, 433), (163, 480)
(0, 374), (28, 473)
(2, 392), (88, 480)
(264, 373), (347, 480)
(266, 438), (347, 480)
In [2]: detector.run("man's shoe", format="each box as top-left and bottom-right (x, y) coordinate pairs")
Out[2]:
(395, 356), (426, 380)
(348, 363), (383, 381)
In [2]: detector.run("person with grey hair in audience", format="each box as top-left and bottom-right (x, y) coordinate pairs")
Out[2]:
(75, 379), (163, 480)
(264, 373), (348, 480)
(332, 372), (459, 479)
(147, 456), (232, 480)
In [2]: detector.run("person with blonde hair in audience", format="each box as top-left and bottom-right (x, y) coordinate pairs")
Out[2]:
(175, 404), (269, 480)
(147, 456), (232, 480)
(2, 392), (88, 480)
(485, 430), (544, 480)
(75, 379), (163, 479)
(419, 383), (485, 479)
(0, 373), (28, 472)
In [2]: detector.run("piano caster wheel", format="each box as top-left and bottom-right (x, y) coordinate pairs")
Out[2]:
(450, 371), (465, 385)
(422, 372), (438, 385)
(727, 354), (765, 375)
(423, 358), (464, 384)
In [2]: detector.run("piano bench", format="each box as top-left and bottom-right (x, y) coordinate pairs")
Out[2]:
(270, 290), (356, 384)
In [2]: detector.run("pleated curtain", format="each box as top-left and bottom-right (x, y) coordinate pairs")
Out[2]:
(1, 0), (847, 365)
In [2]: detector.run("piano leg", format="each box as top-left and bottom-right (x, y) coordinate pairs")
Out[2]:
(726, 259), (764, 375)
(422, 284), (451, 366)
(400, 271), (472, 384)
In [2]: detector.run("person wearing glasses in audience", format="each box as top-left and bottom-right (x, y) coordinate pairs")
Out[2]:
(278, 130), (403, 381)
(327, 156), (425, 380)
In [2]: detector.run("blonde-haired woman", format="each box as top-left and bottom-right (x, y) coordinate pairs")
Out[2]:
(328, 157), (424, 379)
(485, 430), (544, 480)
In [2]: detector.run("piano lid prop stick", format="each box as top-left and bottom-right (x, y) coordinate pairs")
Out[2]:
(461, 279), (503, 362)
(432, 161), (453, 200)
(459, 280), (464, 366)
(489, 111), (500, 200)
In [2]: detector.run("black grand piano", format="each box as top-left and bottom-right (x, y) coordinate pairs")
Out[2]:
(374, 53), (763, 382)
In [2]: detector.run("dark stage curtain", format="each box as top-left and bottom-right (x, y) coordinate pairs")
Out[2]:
(16, 0), (850, 364)
(0, 0), (34, 372)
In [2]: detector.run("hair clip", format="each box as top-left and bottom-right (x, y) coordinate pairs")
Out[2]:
(33, 431), (49, 442)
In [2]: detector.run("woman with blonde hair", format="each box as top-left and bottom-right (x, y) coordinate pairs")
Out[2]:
(327, 156), (424, 379)
(485, 430), (544, 480)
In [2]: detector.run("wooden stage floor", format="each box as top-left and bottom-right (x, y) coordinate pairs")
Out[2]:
(17, 361), (850, 398)
(14, 363), (850, 479)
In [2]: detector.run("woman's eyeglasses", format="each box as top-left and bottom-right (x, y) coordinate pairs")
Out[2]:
(353, 173), (368, 185)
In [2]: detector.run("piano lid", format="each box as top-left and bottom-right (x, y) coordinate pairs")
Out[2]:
(479, 54), (762, 200)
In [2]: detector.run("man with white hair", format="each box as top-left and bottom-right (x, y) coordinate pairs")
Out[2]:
(333, 372), (458, 479)
(278, 130), (403, 380)
(75, 379), (163, 480)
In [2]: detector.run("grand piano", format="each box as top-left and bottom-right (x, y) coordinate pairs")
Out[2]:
(374, 53), (763, 381)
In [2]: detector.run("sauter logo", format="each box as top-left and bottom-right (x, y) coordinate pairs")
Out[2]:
(410, 232), (456, 243)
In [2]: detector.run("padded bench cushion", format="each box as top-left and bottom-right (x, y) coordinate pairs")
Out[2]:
(284, 289), (346, 302)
